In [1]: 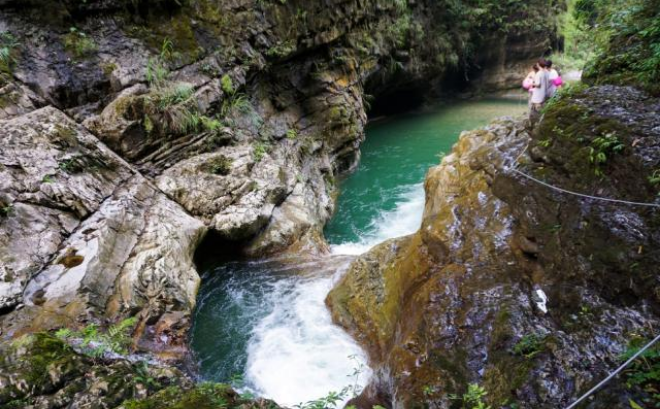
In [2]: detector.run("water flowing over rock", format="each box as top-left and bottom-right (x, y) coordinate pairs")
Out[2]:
(328, 86), (660, 408)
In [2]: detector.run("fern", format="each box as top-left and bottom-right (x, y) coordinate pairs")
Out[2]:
(53, 317), (138, 358)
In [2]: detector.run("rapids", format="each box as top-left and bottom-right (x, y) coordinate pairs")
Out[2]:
(189, 98), (526, 407)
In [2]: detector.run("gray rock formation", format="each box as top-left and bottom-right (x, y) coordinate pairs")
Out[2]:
(0, 0), (560, 379)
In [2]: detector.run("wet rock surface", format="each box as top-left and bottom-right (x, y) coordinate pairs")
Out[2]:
(328, 86), (660, 408)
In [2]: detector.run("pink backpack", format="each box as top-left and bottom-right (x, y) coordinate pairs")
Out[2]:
(522, 78), (534, 90)
(553, 76), (563, 87)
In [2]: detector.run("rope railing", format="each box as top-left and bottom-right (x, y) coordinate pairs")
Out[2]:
(507, 144), (660, 208)
(504, 142), (660, 407)
(564, 333), (660, 409)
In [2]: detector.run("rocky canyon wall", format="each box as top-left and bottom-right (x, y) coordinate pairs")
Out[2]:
(0, 1), (561, 406)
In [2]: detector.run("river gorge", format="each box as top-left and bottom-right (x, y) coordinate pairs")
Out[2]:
(190, 99), (526, 406)
(1, 0), (659, 408)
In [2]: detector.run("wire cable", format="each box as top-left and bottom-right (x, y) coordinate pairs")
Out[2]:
(507, 144), (660, 208)
(564, 333), (660, 409)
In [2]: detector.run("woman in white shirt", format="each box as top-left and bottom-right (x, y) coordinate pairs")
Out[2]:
(529, 60), (550, 123)
(546, 59), (560, 97)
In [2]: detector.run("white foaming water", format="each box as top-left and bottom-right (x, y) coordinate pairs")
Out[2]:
(244, 261), (371, 407)
(242, 183), (425, 406)
(331, 183), (425, 256)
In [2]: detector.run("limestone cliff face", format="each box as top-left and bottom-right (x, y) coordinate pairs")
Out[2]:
(328, 86), (660, 408)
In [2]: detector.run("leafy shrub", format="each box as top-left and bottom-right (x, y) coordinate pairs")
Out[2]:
(581, 0), (660, 94)
(55, 317), (138, 358)
(449, 384), (492, 409)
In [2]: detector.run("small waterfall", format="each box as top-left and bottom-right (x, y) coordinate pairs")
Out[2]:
(191, 98), (527, 407)
(241, 184), (426, 406)
(329, 183), (425, 255)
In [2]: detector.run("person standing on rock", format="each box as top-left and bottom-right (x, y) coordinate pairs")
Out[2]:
(529, 59), (550, 123)
(523, 64), (540, 110)
(546, 59), (562, 97)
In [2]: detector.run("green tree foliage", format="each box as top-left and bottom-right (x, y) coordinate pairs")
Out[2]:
(581, 0), (660, 94)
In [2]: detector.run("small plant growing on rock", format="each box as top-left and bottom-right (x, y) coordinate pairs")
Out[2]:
(204, 155), (233, 176)
(55, 317), (138, 358)
(0, 31), (18, 73)
(512, 332), (547, 359)
(58, 157), (84, 174)
(449, 384), (492, 409)
(253, 141), (269, 162)
(221, 93), (252, 117)
(221, 74), (234, 95)
(154, 82), (195, 109)
(294, 390), (347, 409)
(648, 170), (660, 187)
(286, 128), (298, 140)
(588, 132), (624, 176)
(621, 337), (660, 408)
(0, 202), (14, 217)
(64, 27), (97, 59)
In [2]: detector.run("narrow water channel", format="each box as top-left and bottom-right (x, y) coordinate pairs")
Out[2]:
(189, 98), (526, 407)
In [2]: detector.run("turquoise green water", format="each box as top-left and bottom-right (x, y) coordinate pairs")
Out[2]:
(189, 97), (526, 405)
(324, 98), (527, 248)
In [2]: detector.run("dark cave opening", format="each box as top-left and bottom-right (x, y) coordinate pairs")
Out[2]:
(193, 230), (248, 273)
(366, 85), (428, 118)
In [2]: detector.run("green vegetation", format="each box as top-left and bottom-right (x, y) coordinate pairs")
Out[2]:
(58, 157), (84, 174)
(0, 202), (13, 217)
(551, 0), (596, 71)
(64, 27), (97, 59)
(253, 141), (269, 162)
(221, 74), (234, 95)
(621, 337), (660, 408)
(146, 38), (173, 89)
(153, 82), (195, 110)
(54, 317), (138, 358)
(588, 132), (625, 176)
(293, 390), (347, 409)
(512, 333), (547, 359)
(648, 170), (660, 192)
(122, 383), (266, 409)
(137, 39), (223, 136)
(266, 40), (296, 59)
(0, 31), (18, 74)
(286, 128), (298, 140)
(204, 155), (233, 175)
(449, 384), (492, 409)
(9, 333), (76, 387)
(221, 93), (252, 117)
(580, 0), (660, 94)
